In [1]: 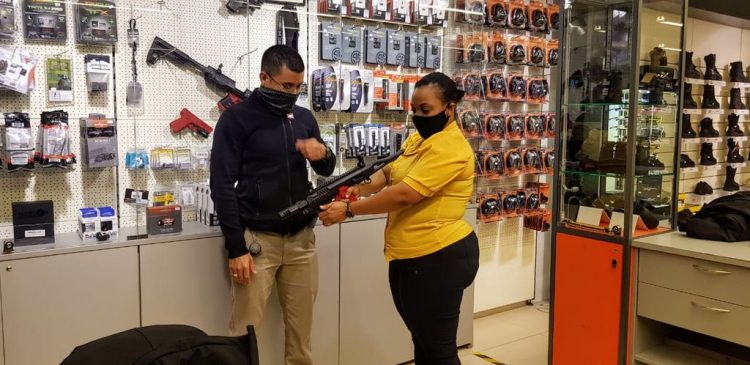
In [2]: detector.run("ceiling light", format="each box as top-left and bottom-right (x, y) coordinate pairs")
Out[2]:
(658, 43), (682, 52)
(657, 15), (683, 27)
(594, 25), (606, 33)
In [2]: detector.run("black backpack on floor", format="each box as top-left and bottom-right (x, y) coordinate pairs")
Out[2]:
(60, 324), (259, 365)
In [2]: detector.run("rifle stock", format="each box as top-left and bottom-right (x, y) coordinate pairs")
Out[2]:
(146, 37), (251, 110)
(278, 151), (403, 221)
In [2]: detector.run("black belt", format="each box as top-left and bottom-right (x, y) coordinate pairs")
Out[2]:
(277, 5), (299, 51)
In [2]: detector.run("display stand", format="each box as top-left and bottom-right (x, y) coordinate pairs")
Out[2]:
(549, 0), (686, 364)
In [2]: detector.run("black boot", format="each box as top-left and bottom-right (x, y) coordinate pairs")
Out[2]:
(704, 53), (723, 81)
(685, 52), (702, 79)
(730, 61), (749, 83)
(727, 113), (745, 137)
(636, 142), (650, 167)
(702, 85), (721, 109)
(724, 166), (740, 191)
(729, 88), (748, 109)
(727, 138), (746, 163)
(700, 143), (718, 165)
(634, 201), (659, 229)
(680, 154), (696, 168)
(606, 72), (624, 103)
(683, 83), (698, 109)
(695, 181), (714, 195)
(699, 117), (720, 137)
(682, 114), (697, 139)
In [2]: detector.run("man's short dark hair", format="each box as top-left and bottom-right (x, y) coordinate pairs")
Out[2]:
(261, 45), (305, 76)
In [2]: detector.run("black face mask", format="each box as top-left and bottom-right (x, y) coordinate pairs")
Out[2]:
(412, 108), (450, 139)
(257, 86), (299, 116)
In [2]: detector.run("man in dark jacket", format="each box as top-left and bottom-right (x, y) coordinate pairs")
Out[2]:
(210, 45), (335, 365)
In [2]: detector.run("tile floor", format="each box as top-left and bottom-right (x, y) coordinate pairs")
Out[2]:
(458, 306), (549, 365)
(461, 304), (550, 365)
(402, 303), (550, 365)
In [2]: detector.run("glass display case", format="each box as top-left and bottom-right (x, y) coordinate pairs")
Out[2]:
(549, 1), (687, 364)
(553, 0), (685, 242)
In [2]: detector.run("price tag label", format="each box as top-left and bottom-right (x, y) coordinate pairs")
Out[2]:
(729, 162), (747, 169)
(681, 138), (701, 145)
(681, 167), (699, 173)
(706, 80), (727, 87)
(701, 137), (723, 144)
(732, 136), (748, 142)
(683, 108), (702, 115)
(729, 82), (750, 89)
(729, 109), (750, 115)
(704, 109), (724, 115)
(700, 164), (721, 171)
(684, 78), (706, 85)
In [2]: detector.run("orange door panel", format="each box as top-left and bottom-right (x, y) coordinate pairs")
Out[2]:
(552, 233), (623, 365)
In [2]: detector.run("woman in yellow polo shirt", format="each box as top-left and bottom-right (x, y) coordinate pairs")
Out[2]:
(320, 72), (478, 365)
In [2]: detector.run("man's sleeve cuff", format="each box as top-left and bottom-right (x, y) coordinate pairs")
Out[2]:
(226, 236), (249, 259)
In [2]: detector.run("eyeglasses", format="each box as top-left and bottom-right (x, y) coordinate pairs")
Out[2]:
(267, 74), (304, 94)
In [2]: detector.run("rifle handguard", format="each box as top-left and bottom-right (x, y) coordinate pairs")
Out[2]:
(278, 151), (403, 221)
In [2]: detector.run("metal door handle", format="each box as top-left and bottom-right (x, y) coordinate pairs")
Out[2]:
(692, 264), (732, 275)
(691, 301), (731, 313)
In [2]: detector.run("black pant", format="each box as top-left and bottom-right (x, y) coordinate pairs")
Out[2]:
(389, 232), (480, 365)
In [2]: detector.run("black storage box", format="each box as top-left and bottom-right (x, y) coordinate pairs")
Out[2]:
(12, 200), (55, 246)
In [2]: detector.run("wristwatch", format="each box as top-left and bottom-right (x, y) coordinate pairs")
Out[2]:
(345, 201), (355, 219)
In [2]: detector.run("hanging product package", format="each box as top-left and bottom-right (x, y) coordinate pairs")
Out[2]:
(36, 110), (76, 168)
(491, 31), (507, 64)
(81, 114), (117, 168)
(75, 0), (117, 44)
(392, 0), (410, 23)
(320, 22), (342, 62)
(508, 35), (528, 65)
(84, 54), (112, 92)
(486, 70), (507, 100)
(546, 38), (559, 66)
(341, 25), (362, 65)
(528, 36), (545, 67)
(528, 0), (547, 32)
(0, 46), (38, 94)
(425, 35), (442, 69)
(507, 0), (526, 30)
(4, 112), (35, 172)
(466, 33), (486, 64)
(0, 0), (16, 39)
(23, 0), (66, 42)
(548, 3), (560, 31)
(486, 0), (507, 27)
(46, 57), (73, 102)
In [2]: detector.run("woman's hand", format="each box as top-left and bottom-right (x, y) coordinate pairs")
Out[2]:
(346, 185), (361, 199)
(319, 201), (348, 226)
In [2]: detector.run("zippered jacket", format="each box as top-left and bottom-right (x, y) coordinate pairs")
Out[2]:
(211, 90), (335, 258)
(678, 191), (750, 242)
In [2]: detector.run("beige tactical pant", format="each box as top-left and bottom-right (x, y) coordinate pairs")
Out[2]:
(230, 227), (318, 365)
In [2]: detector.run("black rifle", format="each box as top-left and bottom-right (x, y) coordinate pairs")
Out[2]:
(278, 151), (403, 220)
(146, 37), (251, 111)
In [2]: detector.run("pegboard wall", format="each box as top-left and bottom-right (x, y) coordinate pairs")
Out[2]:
(0, 0), (554, 262)
(0, 0), (118, 237)
(441, 5), (558, 250)
(0, 0), (308, 235)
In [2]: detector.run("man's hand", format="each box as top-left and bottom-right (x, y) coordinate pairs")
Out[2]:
(319, 201), (348, 226)
(229, 254), (256, 285)
(296, 138), (328, 162)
